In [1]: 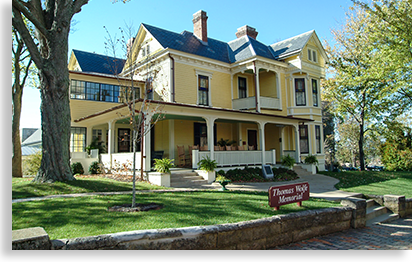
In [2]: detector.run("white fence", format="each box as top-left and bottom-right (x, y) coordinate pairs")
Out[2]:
(192, 149), (276, 168)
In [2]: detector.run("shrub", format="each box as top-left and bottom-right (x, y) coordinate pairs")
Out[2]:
(224, 167), (267, 182)
(23, 151), (42, 176)
(272, 167), (299, 181)
(88, 161), (101, 175)
(71, 162), (84, 175)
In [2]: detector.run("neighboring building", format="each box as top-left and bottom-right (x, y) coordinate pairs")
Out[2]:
(68, 10), (328, 173)
(21, 128), (41, 156)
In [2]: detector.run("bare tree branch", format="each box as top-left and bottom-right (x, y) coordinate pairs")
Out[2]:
(12, 0), (48, 37)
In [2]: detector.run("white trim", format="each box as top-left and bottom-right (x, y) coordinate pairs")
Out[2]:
(194, 69), (213, 107)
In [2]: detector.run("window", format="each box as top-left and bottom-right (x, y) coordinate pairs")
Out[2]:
(70, 80), (85, 99)
(308, 48), (317, 63)
(295, 78), (306, 106)
(238, 77), (247, 99)
(146, 77), (153, 100)
(70, 80), (125, 103)
(299, 125), (309, 154)
(198, 75), (209, 106)
(70, 127), (86, 152)
(312, 79), (318, 107)
(315, 125), (321, 154)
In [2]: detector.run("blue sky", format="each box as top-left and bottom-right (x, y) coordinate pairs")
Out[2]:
(20, 0), (354, 129)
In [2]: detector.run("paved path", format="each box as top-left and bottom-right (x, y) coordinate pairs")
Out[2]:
(180, 172), (362, 201)
(273, 215), (412, 250)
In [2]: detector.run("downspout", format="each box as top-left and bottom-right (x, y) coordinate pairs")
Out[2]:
(168, 54), (175, 102)
(253, 61), (259, 113)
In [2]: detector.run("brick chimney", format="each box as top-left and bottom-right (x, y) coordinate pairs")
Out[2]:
(193, 10), (208, 43)
(236, 25), (258, 40)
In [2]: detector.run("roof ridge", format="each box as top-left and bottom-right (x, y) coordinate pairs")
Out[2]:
(271, 30), (315, 47)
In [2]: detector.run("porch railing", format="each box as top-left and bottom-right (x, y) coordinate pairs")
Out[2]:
(192, 149), (276, 168)
(232, 96), (281, 110)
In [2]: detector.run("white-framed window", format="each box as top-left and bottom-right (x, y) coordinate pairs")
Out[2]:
(70, 127), (86, 152)
(238, 76), (247, 99)
(315, 125), (321, 154)
(295, 78), (306, 106)
(312, 79), (319, 107)
(195, 69), (213, 106)
(308, 48), (317, 63)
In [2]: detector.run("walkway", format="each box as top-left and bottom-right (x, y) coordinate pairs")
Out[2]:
(177, 172), (363, 201)
(273, 215), (412, 250)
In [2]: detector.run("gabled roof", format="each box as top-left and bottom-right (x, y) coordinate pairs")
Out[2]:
(72, 49), (126, 75)
(21, 128), (41, 147)
(270, 30), (314, 59)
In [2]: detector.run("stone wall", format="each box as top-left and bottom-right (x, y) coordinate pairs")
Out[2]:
(13, 196), (412, 250)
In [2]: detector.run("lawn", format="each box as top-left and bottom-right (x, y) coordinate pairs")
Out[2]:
(12, 191), (339, 240)
(319, 171), (412, 198)
(12, 176), (166, 199)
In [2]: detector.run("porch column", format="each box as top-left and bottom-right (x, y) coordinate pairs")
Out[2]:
(86, 126), (93, 149)
(276, 71), (282, 109)
(107, 120), (115, 168)
(258, 121), (266, 165)
(169, 119), (175, 160)
(205, 117), (216, 160)
(294, 125), (301, 163)
(254, 65), (261, 112)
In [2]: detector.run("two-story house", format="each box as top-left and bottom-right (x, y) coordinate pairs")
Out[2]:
(68, 10), (328, 175)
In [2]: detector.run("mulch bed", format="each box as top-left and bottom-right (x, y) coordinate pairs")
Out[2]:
(107, 203), (164, 212)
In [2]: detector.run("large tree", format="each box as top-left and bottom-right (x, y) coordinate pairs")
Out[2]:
(323, 7), (402, 171)
(12, 0), (89, 182)
(12, 23), (36, 178)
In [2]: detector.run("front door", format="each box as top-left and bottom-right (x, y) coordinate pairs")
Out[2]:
(248, 130), (258, 150)
(118, 128), (131, 152)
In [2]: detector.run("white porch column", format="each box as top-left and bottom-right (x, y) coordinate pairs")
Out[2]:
(294, 125), (301, 163)
(258, 121), (266, 165)
(107, 120), (115, 168)
(205, 117), (216, 160)
(255, 66), (261, 112)
(86, 126), (93, 150)
(276, 71), (282, 109)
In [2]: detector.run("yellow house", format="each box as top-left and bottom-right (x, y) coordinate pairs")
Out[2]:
(68, 10), (328, 175)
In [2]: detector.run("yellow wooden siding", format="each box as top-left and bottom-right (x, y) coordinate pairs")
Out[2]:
(174, 63), (198, 105)
(154, 120), (170, 158)
(259, 71), (277, 98)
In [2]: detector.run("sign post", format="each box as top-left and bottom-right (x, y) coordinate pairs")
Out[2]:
(268, 182), (310, 210)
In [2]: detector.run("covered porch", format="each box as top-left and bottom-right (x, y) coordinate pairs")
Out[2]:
(70, 100), (310, 173)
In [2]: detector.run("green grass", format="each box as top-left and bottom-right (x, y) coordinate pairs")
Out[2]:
(12, 177), (166, 199)
(319, 171), (412, 198)
(12, 191), (338, 240)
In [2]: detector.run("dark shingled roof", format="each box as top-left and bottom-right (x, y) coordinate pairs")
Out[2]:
(270, 30), (314, 59)
(143, 23), (315, 64)
(72, 49), (126, 75)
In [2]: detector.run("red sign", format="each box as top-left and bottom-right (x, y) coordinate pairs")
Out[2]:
(268, 182), (310, 210)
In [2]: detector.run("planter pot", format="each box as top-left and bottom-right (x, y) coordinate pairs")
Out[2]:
(217, 180), (231, 191)
(195, 170), (216, 183)
(148, 172), (170, 187)
(301, 164), (317, 174)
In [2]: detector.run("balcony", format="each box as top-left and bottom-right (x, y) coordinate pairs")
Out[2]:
(232, 96), (281, 111)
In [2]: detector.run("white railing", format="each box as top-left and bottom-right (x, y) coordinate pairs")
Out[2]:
(101, 152), (142, 174)
(232, 96), (281, 110)
(193, 149), (276, 168)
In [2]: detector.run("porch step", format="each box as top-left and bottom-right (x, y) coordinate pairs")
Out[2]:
(366, 199), (399, 226)
(293, 166), (312, 176)
(170, 171), (209, 188)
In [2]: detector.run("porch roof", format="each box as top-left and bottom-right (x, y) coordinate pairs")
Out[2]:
(73, 99), (314, 126)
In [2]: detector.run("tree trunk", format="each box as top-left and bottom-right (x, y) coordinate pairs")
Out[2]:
(12, 82), (23, 178)
(32, 25), (74, 183)
(359, 123), (365, 171)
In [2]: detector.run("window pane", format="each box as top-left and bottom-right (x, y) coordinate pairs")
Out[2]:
(312, 51), (317, 62)
(86, 82), (100, 101)
(299, 125), (309, 154)
(295, 78), (306, 106)
(315, 125), (321, 153)
(70, 127), (86, 152)
(100, 84), (113, 102)
(312, 79), (318, 107)
(238, 77), (247, 99)
(70, 80), (85, 99)
(198, 75), (209, 105)
(308, 49), (312, 61)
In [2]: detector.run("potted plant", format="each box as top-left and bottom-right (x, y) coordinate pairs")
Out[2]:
(195, 156), (217, 183)
(303, 154), (318, 174)
(150, 158), (174, 187)
(215, 174), (231, 191)
(281, 155), (295, 170)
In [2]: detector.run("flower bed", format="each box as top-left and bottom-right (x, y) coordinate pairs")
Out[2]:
(217, 167), (299, 183)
